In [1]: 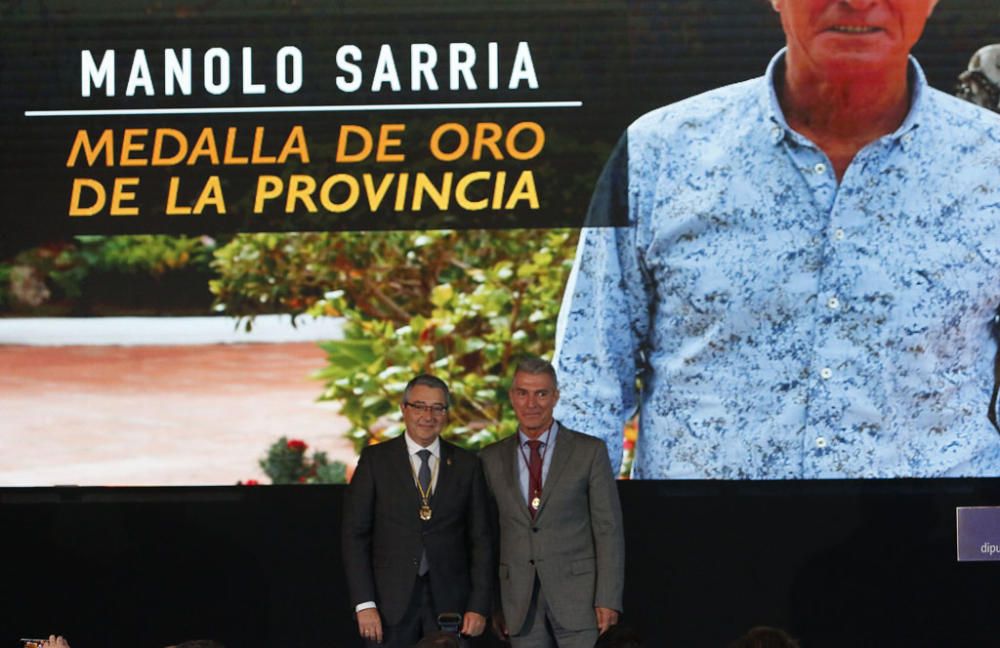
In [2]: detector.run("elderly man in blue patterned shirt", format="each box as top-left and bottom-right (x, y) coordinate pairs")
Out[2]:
(553, 0), (1000, 478)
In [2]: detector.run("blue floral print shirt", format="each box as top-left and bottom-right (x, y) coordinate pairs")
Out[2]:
(553, 51), (1000, 479)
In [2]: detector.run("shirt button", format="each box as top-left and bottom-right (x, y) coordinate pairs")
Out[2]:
(814, 162), (827, 175)
(820, 367), (833, 380)
(827, 297), (839, 310)
(834, 228), (845, 241)
(815, 436), (828, 449)
(902, 133), (913, 144)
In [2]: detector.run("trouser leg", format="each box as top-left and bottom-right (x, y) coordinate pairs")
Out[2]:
(509, 576), (598, 648)
(509, 576), (555, 648)
(365, 574), (436, 648)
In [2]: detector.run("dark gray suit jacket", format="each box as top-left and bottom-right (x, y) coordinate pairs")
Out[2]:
(341, 435), (492, 625)
(480, 425), (625, 633)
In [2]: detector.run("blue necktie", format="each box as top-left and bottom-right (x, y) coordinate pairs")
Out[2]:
(417, 449), (432, 493)
(417, 449), (431, 576)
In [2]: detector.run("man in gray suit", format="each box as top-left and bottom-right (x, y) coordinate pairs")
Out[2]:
(481, 357), (625, 648)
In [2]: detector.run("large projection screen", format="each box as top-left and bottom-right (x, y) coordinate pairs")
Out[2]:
(2, 0), (999, 485)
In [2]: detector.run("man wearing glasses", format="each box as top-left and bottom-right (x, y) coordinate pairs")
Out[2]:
(342, 375), (492, 647)
(481, 357), (625, 648)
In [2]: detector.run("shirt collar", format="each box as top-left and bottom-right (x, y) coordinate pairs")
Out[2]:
(404, 433), (440, 458)
(762, 47), (927, 148)
(518, 420), (559, 447)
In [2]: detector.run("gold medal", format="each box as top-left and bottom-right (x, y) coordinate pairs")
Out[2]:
(531, 496), (541, 510)
(420, 504), (433, 521)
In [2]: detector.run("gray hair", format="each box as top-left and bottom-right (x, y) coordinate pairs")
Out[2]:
(403, 374), (451, 406)
(513, 356), (559, 389)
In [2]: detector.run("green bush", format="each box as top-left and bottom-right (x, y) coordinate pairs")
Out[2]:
(87, 235), (217, 277)
(0, 264), (10, 309)
(1, 235), (219, 312)
(258, 436), (348, 484)
(1, 241), (88, 308)
(211, 229), (578, 450)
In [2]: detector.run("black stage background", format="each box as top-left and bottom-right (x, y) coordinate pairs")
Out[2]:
(3, 480), (1000, 647)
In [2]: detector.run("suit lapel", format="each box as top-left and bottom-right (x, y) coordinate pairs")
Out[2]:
(389, 435), (422, 510)
(536, 425), (574, 520)
(504, 436), (533, 520)
(431, 440), (453, 504)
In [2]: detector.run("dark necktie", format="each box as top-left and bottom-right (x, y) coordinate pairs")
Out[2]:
(527, 440), (543, 518)
(417, 449), (431, 575)
(417, 449), (432, 494)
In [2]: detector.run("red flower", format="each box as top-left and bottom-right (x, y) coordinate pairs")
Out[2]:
(287, 439), (308, 452)
(623, 438), (635, 451)
(297, 475), (308, 483)
(241, 479), (259, 486)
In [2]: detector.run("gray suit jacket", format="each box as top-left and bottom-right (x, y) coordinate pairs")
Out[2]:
(480, 424), (625, 633)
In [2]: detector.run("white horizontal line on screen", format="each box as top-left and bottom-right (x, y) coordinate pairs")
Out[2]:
(24, 100), (584, 117)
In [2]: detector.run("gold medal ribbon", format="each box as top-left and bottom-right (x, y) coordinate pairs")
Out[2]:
(411, 451), (439, 521)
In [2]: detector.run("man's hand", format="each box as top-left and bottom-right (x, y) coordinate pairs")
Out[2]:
(461, 611), (487, 637)
(42, 637), (71, 648)
(492, 609), (509, 639)
(356, 607), (383, 644)
(595, 607), (619, 634)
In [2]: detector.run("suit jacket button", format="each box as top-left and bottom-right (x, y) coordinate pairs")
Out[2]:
(532, 528), (539, 533)
(529, 560), (534, 565)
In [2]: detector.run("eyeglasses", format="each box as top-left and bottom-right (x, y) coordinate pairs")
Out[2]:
(404, 401), (448, 415)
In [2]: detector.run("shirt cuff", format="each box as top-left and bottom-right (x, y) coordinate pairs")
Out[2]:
(355, 601), (377, 613)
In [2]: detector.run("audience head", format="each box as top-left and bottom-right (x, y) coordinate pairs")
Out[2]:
(413, 631), (462, 648)
(728, 625), (800, 648)
(594, 623), (643, 648)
